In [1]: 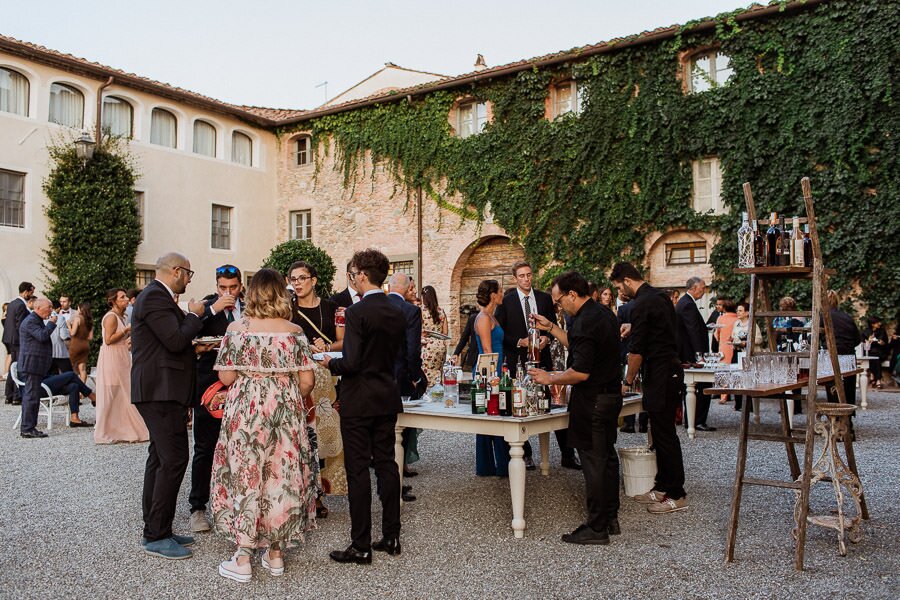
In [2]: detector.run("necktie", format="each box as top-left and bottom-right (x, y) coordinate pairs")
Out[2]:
(225, 308), (235, 323)
(523, 295), (531, 321)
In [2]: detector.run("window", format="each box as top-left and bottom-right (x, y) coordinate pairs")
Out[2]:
(666, 241), (708, 265)
(102, 96), (133, 138)
(133, 191), (144, 241)
(289, 209), (312, 241)
(135, 267), (155, 288)
(211, 204), (232, 249)
(0, 67), (29, 116)
(150, 108), (177, 148)
(294, 136), (311, 166)
(232, 132), (252, 166)
(388, 260), (415, 276)
(688, 50), (734, 93)
(193, 120), (217, 157)
(0, 169), (25, 228)
(457, 101), (488, 138)
(49, 83), (84, 128)
(244, 271), (255, 287)
(552, 80), (580, 118)
(691, 157), (724, 215)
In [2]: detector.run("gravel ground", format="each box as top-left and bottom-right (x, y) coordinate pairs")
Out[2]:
(0, 389), (898, 599)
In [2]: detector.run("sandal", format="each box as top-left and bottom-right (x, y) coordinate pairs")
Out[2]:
(316, 498), (329, 518)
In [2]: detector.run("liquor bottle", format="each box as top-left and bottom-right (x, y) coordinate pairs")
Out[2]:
(778, 214), (790, 266)
(539, 385), (550, 414)
(765, 212), (781, 267)
(527, 322), (541, 363)
(803, 224), (813, 266)
(499, 362), (513, 416)
(442, 360), (458, 408)
(737, 211), (754, 268)
(479, 368), (489, 415)
(753, 219), (766, 267)
(470, 369), (483, 415)
(513, 359), (528, 417)
(487, 362), (500, 415)
(791, 216), (805, 267)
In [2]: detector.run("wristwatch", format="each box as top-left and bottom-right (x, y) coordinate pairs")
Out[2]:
(622, 379), (633, 387)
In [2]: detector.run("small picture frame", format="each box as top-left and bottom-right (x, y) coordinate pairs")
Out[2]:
(475, 352), (499, 376)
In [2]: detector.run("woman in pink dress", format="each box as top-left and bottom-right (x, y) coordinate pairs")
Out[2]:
(714, 299), (739, 404)
(94, 288), (149, 444)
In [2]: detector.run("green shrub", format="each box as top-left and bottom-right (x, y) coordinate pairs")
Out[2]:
(261, 239), (336, 298)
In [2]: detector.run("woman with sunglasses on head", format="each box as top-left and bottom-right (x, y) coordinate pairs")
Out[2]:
(288, 261), (346, 517)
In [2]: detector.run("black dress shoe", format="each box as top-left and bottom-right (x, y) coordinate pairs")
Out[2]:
(69, 420), (94, 427)
(607, 519), (621, 535)
(20, 429), (48, 439)
(403, 468), (419, 478)
(562, 524), (610, 545)
(619, 425), (635, 433)
(372, 537), (401, 555)
(561, 455), (582, 470)
(695, 424), (717, 432)
(329, 545), (372, 564)
(524, 456), (536, 471)
(402, 491), (417, 502)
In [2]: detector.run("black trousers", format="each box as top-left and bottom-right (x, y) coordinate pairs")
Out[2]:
(645, 362), (687, 500)
(51, 357), (73, 374)
(523, 429), (574, 460)
(579, 393), (623, 532)
(342, 413), (401, 550)
(189, 400), (222, 513)
(5, 345), (19, 402)
(136, 401), (190, 542)
(43, 371), (90, 414)
(622, 412), (649, 428)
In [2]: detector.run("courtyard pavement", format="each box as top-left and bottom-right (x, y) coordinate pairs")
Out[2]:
(0, 388), (897, 599)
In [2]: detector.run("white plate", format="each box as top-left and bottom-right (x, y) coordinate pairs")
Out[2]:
(402, 400), (425, 407)
(311, 351), (343, 361)
(193, 336), (224, 345)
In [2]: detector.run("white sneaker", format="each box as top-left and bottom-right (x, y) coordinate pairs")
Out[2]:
(260, 550), (285, 576)
(218, 554), (252, 583)
(190, 511), (211, 533)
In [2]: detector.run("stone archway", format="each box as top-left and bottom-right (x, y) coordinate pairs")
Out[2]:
(447, 236), (525, 339)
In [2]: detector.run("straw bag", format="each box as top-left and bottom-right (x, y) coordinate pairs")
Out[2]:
(315, 396), (342, 458)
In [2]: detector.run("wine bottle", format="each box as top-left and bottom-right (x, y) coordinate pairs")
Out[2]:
(470, 369), (482, 414)
(791, 216), (805, 266)
(499, 362), (512, 416)
(737, 211), (754, 268)
(478, 368), (489, 415)
(778, 214), (790, 266)
(513, 359), (528, 417)
(766, 212), (781, 266)
(803, 224), (813, 266)
(753, 219), (766, 267)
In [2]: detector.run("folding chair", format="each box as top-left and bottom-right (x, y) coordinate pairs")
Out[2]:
(9, 362), (70, 430)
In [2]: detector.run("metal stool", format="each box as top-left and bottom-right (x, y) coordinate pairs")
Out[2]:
(793, 403), (865, 556)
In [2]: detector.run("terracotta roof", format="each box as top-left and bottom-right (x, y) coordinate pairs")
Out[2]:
(238, 106), (308, 121)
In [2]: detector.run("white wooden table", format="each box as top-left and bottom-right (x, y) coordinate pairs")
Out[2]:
(684, 367), (717, 440)
(395, 394), (643, 538)
(857, 356), (875, 409)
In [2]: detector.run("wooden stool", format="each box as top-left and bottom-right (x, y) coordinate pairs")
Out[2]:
(793, 403), (866, 556)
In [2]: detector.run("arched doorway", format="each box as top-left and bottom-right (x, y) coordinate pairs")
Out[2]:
(448, 236), (525, 339)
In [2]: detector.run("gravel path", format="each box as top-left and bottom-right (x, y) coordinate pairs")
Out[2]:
(0, 390), (897, 599)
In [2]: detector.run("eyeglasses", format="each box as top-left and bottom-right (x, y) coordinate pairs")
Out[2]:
(175, 266), (194, 280)
(348, 270), (360, 281)
(216, 265), (239, 276)
(289, 275), (312, 283)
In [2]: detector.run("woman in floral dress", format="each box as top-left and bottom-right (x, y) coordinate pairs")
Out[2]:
(419, 285), (448, 386)
(212, 269), (317, 583)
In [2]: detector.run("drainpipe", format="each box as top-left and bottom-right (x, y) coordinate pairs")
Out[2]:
(96, 76), (114, 144)
(416, 185), (423, 293)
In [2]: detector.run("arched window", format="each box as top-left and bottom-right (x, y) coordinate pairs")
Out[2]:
(232, 131), (252, 166)
(49, 83), (84, 128)
(0, 67), (30, 117)
(294, 136), (311, 166)
(688, 50), (734, 93)
(102, 96), (133, 138)
(150, 108), (177, 148)
(193, 120), (216, 157)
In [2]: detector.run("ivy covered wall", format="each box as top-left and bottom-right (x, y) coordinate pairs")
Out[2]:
(284, 0), (898, 318)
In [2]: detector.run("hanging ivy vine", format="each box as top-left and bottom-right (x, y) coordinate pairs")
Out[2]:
(279, 0), (898, 319)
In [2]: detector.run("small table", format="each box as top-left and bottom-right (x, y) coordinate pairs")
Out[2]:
(396, 394), (644, 538)
(857, 356), (876, 409)
(684, 366), (719, 440)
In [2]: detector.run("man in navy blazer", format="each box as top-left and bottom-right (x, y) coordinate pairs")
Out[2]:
(675, 277), (715, 432)
(17, 297), (56, 438)
(4, 281), (34, 404)
(387, 273), (426, 398)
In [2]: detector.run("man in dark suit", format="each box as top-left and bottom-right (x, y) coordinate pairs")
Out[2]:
(188, 264), (244, 534)
(618, 293), (648, 434)
(131, 253), (205, 560)
(322, 249), (406, 564)
(4, 281), (34, 404)
(675, 277), (715, 432)
(496, 261), (579, 470)
(451, 309), (478, 371)
(17, 297), (56, 438)
(706, 298), (724, 353)
(330, 261), (362, 308)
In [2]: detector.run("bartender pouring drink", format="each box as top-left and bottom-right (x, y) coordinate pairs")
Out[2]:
(528, 271), (623, 545)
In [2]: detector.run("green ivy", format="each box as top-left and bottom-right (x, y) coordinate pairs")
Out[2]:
(279, 0), (899, 319)
(43, 138), (140, 364)
(261, 239), (336, 298)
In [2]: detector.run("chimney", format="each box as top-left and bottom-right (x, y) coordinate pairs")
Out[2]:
(473, 54), (487, 71)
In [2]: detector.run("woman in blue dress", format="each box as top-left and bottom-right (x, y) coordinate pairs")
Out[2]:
(473, 279), (510, 476)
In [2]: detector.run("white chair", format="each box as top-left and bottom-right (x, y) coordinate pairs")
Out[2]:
(9, 362), (70, 431)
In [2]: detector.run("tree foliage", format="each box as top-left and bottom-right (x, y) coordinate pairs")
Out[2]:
(281, 0), (898, 318)
(43, 138), (140, 363)
(261, 239), (336, 298)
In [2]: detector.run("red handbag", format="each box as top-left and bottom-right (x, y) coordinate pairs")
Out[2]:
(201, 381), (229, 419)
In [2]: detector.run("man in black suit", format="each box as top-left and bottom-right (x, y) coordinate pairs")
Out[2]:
(496, 261), (579, 470)
(131, 253), (205, 560)
(17, 297), (56, 438)
(451, 309), (478, 371)
(675, 277), (715, 432)
(4, 281), (34, 404)
(188, 264), (244, 533)
(706, 298), (724, 353)
(330, 261), (362, 308)
(322, 249), (406, 564)
(618, 293), (648, 434)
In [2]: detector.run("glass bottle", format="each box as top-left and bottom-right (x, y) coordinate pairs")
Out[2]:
(791, 216), (805, 267)
(753, 219), (766, 267)
(766, 212), (781, 267)
(803, 224), (813, 267)
(737, 211), (754, 268)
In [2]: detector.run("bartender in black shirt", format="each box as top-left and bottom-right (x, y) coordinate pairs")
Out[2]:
(610, 262), (688, 514)
(528, 271), (622, 545)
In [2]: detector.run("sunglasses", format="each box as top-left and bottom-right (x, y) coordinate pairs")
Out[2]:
(216, 265), (239, 276)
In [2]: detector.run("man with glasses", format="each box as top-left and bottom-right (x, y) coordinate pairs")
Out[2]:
(188, 264), (244, 534)
(330, 261), (362, 308)
(132, 253), (206, 560)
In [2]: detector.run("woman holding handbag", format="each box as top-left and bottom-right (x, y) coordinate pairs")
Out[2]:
(288, 261), (347, 517)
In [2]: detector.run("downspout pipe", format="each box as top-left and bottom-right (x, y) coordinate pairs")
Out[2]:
(96, 76), (114, 143)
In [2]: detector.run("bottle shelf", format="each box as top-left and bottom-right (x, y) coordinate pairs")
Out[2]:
(734, 266), (835, 279)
